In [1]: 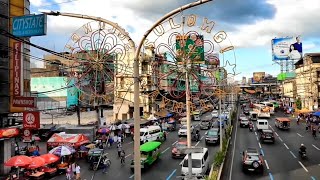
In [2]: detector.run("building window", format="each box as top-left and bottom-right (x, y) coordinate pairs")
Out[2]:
(317, 71), (320, 78)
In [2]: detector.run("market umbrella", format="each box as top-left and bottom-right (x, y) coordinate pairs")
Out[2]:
(26, 157), (46, 169)
(118, 124), (130, 129)
(98, 127), (110, 134)
(108, 125), (118, 130)
(4, 155), (32, 167)
(49, 146), (75, 156)
(313, 111), (320, 117)
(40, 154), (59, 164)
(85, 143), (96, 149)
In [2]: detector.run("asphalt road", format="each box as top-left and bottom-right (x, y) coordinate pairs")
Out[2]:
(227, 109), (320, 180)
(47, 111), (221, 180)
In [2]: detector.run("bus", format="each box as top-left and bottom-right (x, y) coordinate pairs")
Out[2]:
(259, 101), (275, 115)
(253, 104), (271, 118)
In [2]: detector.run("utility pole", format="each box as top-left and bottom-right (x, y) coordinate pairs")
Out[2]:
(219, 93), (223, 151)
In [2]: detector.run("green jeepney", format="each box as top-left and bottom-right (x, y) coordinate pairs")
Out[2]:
(130, 141), (161, 171)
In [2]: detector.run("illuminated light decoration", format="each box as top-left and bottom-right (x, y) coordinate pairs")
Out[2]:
(142, 14), (237, 112)
(63, 21), (134, 106)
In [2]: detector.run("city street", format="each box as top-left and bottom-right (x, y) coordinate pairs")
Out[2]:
(42, 112), (220, 180)
(227, 110), (320, 180)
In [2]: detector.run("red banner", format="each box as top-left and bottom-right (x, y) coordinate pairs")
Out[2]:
(12, 97), (36, 107)
(13, 42), (22, 96)
(23, 111), (40, 129)
(0, 128), (20, 139)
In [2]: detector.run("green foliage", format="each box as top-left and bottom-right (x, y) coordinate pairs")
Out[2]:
(296, 98), (302, 110)
(205, 168), (219, 180)
(213, 150), (224, 167)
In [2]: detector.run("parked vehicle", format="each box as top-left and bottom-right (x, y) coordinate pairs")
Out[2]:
(275, 118), (290, 130)
(130, 141), (161, 171)
(181, 147), (209, 178)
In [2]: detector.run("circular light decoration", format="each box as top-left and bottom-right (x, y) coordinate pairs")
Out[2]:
(143, 14), (236, 111)
(63, 21), (134, 106)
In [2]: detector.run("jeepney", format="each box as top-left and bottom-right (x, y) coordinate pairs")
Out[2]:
(275, 117), (290, 130)
(130, 141), (161, 171)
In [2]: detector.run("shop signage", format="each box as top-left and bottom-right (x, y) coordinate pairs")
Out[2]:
(23, 111), (40, 129)
(12, 97), (36, 107)
(22, 129), (32, 142)
(0, 128), (20, 139)
(13, 42), (23, 96)
(12, 14), (47, 37)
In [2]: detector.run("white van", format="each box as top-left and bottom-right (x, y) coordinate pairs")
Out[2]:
(181, 147), (209, 178)
(140, 126), (163, 144)
(256, 119), (268, 131)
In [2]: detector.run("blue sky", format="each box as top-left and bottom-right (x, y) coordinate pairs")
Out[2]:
(29, 0), (320, 80)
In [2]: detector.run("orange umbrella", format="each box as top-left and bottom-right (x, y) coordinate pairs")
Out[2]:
(4, 155), (32, 167)
(40, 154), (59, 164)
(27, 157), (46, 169)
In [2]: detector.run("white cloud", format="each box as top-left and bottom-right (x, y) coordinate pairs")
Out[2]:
(229, 0), (320, 48)
(30, 0), (46, 7)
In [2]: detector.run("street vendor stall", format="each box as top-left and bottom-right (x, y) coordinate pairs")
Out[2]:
(47, 132), (90, 150)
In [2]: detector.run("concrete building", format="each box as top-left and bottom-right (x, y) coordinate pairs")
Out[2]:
(295, 53), (320, 110)
(281, 78), (296, 107)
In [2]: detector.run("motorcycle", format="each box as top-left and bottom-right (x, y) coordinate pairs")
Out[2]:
(249, 126), (253, 132)
(299, 150), (307, 159)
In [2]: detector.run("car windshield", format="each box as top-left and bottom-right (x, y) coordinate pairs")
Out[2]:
(176, 143), (187, 148)
(183, 159), (201, 168)
(208, 130), (218, 136)
(181, 126), (187, 129)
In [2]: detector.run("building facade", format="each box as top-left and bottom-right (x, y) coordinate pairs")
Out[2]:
(295, 53), (320, 110)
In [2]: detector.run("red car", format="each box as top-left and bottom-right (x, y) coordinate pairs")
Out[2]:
(171, 141), (187, 159)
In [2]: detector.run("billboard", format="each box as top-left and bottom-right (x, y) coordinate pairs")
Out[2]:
(12, 14), (47, 37)
(253, 72), (265, 83)
(271, 36), (303, 61)
(23, 111), (40, 129)
(176, 34), (205, 64)
(13, 42), (23, 96)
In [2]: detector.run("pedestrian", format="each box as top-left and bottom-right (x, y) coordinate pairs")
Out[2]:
(75, 163), (81, 180)
(66, 164), (72, 180)
(71, 162), (76, 178)
(113, 135), (118, 144)
(120, 150), (125, 164)
(118, 135), (122, 144)
(117, 142), (122, 157)
(102, 157), (109, 173)
(125, 127), (130, 138)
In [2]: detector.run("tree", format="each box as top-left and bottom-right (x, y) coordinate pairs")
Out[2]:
(296, 98), (302, 110)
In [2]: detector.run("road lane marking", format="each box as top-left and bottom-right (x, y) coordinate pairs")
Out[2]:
(297, 133), (303, 137)
(166, 169), (177, 180)
(229, 111), (239, 180)
(172, 141), (178, 146)
(258, 142), (262, 148)
(264, 160), (270, 170)
(278, 137), (283, 142)
(274, 132), (279, 137)
(161, 147), (170, 154)
(195, 141), (200, 146)
(298, 161), (309, 172)
(283, 143), (289, 149)
(260, 149), (265, 156)
(312, 144), (320, 150)
(256, 136), (259, 141)
(269, 125), (274, 131)
(289, 151), (297, 158)
(269, 173), (274, 180)
(200, 136), (204, 140)
(311, 176), (317, 180)
(129, 174), (134, 179)
(255, 132), (257, 136)
(125, 154), (131, 158)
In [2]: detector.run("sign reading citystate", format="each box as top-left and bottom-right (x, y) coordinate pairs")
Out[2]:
(12, 14), (47, 37)
(23, 112), (40, 129)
